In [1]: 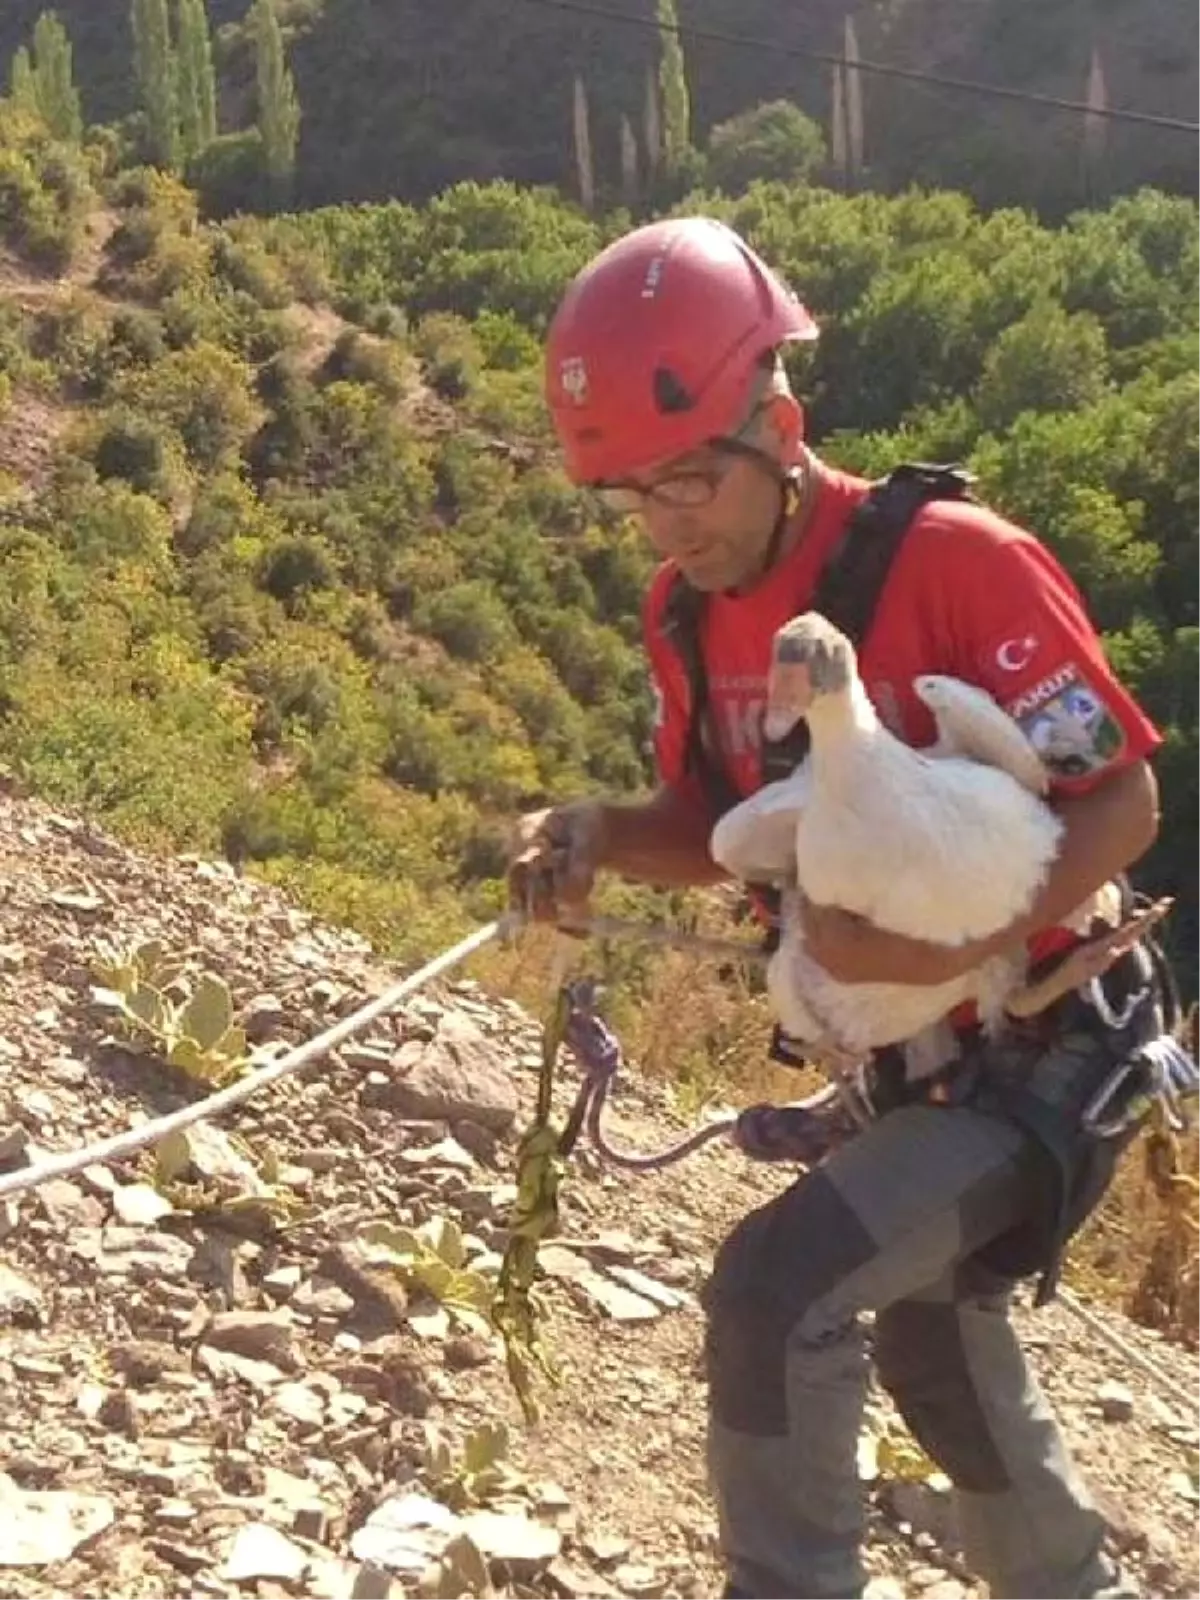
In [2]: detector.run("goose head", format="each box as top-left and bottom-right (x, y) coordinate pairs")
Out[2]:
(763, 612), (857, 740)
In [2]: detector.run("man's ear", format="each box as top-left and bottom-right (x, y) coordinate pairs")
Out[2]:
(762, 390), (804, 455)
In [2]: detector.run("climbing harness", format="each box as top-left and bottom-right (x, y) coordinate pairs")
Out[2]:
(514, 788), (1196, 1318)
(497, 936), (1197, 1420)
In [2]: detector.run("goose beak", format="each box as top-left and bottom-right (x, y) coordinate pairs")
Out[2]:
(763, 661), (811, 741)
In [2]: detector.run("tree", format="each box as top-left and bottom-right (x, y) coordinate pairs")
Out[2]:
(707, 101), (826, 195)
(131, 0), (179, 170)
(655, 0), (690, 177)
(974, 301), (1110, 432)
(251, 0), (300, 207)
(10, 47), (38, 116)
(8, 14), (83, 143)
(31, 12), (82, 142)
(175, 0), (216, 164)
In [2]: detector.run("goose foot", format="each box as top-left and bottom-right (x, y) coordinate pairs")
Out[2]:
(804, 1036), (873, 1126)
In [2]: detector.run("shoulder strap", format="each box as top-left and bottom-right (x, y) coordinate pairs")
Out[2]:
(813, 462), (974, 642)
(659, 575), (741, 819)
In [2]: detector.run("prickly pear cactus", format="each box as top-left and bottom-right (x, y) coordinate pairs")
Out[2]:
(90, 937), (249, 1084)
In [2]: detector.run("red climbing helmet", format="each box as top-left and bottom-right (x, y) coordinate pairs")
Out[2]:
(544, 216), (818, 486)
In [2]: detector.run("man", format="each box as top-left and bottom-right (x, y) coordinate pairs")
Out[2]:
(511, 216), (1165, 1599)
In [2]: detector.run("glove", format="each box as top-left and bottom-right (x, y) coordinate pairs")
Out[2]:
(507, 801), (610, 925)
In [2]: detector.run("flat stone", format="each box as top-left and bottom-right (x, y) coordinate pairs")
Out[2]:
(201, 1309), (297, 1369)
(0, 1473), (115, 1565)
(611, 1564), (667, 1598)
(112, 1183), (174, 1226)
(604, 1265), (688, 1311)
(581, 1530), (629, 1565)
(262, 1265), (304, 1301)
(385, 1012), (518, 1132)
(545, 1555), (615, 1597)
(0, 1265), (43, 1326)
(1096, 1378), (1135, 1422)
(398, 1136), (477, 1172)
(273, 1382), (326, 1426)
(94, 1227), (194, 1281)
(459, 1509), (561, 1575)
(293, 1277), (355, 1318)
(349, 1492), (460, 1574)
(221, 1521), (308, 1583)
(580, 1272), (660, 1323)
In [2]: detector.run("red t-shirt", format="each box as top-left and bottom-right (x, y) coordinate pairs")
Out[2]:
(643, 463), (1162, 963)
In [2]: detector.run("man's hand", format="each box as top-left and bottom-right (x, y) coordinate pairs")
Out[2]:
(799, 896), (980, 987)
(508, 801), (611, 924)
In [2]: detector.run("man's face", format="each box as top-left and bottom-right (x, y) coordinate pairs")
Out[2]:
(596, 396), (798, 594)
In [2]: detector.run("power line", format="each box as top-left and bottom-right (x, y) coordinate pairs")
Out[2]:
(514, 0), (1200, 136)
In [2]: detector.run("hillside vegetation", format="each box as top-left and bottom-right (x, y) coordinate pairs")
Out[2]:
(0, 102), (1195, 1008)
(1, 113), (1197, 967)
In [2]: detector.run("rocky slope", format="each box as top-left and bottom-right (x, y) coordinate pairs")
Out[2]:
(0, 787), (1196, 1599)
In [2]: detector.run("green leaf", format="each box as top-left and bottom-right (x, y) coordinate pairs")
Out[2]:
(167, 1035), (211, 1079)
(154, 1129), (194, 1187)
(179, 973), (234, 1051)
(213, 1024), (248, 1072)
(358, 1220), (422, 1262)
(126, 982), (168, 1034)
(134, 938), (168, 975)
(462, 1421), (508, 1475)
(417, 1259), (455, 1299)
(426, 1214), (466, 1268)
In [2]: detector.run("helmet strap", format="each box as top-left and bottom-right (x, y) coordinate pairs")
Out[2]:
(709, 434), (808, 589)
(761, 466), (804, 574)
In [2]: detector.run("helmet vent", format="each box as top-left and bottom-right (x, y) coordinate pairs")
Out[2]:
(652, 366), (694, 414)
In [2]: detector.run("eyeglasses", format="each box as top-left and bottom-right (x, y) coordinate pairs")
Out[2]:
(596, 465), (732, 514)
(594, 410), (770, 516)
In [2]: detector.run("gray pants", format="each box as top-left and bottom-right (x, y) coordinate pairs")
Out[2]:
(703, 1026), (1129, 1599)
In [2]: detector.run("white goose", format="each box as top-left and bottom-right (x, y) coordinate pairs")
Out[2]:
(713, 614), (1099, 1064)
(765, 613), (1064, 941)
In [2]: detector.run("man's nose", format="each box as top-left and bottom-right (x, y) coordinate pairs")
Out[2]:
(641, 502), (699, 555)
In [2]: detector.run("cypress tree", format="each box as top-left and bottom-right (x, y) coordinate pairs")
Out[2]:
(32, 13), (82, 141)
(131, 0), (179, 169)
(10, 46), (38, 115)
(656, 0), (691, 176)
(252, 0), (300, 206)
(175, 0), (217, 162)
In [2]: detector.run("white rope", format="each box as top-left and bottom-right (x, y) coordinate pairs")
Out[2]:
(1056, 1284), (1192, 1410)
(0, 915), (518, 1200)
(0, 910), (767, 1202)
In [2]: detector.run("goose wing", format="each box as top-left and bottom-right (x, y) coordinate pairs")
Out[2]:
(710, 767), (810, 882)
(914, 674), (1048, 796)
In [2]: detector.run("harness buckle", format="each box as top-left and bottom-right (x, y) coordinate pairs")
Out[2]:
(1081, 1034), (1199, 1140)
